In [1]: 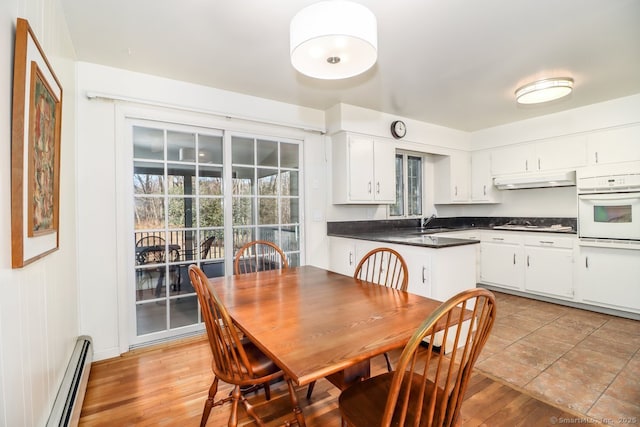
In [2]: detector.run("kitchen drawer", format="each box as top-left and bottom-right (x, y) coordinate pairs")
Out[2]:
(524, 235), (575, 249)
(481, 232), (522, 245)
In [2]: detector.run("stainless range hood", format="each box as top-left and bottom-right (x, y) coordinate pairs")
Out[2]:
(493, 170), (576, 190)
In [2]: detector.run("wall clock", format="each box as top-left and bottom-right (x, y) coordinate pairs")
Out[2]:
(390, 120), (406, 139)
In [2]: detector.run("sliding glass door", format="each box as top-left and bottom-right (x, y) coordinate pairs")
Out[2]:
(130, 121), (302, 344)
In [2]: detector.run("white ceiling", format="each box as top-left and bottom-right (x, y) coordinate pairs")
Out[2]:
(60, 0), (640, 132)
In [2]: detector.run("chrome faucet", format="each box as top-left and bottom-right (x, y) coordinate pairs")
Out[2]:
(421, 214), (437, 229)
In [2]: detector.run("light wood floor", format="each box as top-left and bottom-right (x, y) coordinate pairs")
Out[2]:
(79, 335), (593, 426)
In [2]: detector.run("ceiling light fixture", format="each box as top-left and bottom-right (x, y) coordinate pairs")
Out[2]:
(290, 1), (378, 80)
(515, 77), (574, 104)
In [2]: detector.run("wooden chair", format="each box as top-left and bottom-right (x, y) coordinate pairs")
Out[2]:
(354, 247), (409, 291)
(338, 288), (496, 427)
(234, 240), (289, 275)
(307, 247), (409, 400)
(188, 265), (305, 427)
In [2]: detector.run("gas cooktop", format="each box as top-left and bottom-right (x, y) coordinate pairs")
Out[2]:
(493, 224), (573, 232)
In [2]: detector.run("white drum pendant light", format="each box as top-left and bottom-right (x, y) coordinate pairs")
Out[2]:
(290, 1), (378, 79)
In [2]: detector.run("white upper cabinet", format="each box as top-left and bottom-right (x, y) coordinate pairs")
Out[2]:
(491, 135), (587, 176)
(490, 144), (536, 175)
(434, 151), (470, 204)
(470, 150), (501, 203)
(435, 150), (500, 204)
(536, 135), (588, 171)
(586, 125), (640, 165)
(332, 132), (396, 204)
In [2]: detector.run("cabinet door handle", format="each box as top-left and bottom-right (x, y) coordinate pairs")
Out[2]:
(525, 160), (528, 171)
(368, 181), (372, 194)
(595, 152), (599, 164)
(513, 254), (516, 265)
(538, 158), (541, 170)
(376, 182), (380, 194)
(349, 251), (353, 266)
(454, 185), (458, 196)
(527, 255), (530, 267)
(493, 237), (504, 241)
(422, 266), (426, 283)
(483, 185), (487, 196)
(585, 256), (589, 268)
(539, 240), (554, 245)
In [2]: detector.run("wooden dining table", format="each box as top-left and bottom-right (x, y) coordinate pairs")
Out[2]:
(207, 265), (462, 391)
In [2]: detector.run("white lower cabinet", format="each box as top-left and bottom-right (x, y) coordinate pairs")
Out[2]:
(479, 232), (576, 300)
(434, 230), (482, 283)
(328, 237), (477, 301)
(480, 234), (524, 291)
(576, 246), (640, 314)
(328, 237), (357, 277)
(331, 231), (638, 317)
(400, 246), (433, 298)
(523, 236), (574, 299)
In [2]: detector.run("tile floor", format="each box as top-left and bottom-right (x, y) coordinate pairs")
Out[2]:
(476, 291), (640, 425)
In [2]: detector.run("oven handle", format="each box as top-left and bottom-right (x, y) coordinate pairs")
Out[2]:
(579, 193), (640, 202)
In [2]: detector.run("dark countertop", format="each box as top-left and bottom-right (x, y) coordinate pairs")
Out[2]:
(327, 216), (577, 249)
(328, 230), (480, 249)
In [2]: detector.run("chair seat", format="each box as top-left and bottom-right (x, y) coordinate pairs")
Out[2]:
(240, 338), (281, 378)
(339, 371), (445, 426)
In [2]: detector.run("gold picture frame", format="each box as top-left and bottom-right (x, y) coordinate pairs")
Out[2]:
(11, 18), (63, 268)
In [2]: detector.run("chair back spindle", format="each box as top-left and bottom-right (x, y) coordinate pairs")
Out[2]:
(234, 240), (289, 275)
(354, 247), (408, 291)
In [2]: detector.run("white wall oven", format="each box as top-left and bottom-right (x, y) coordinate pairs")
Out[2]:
(577, 162), (640, 245)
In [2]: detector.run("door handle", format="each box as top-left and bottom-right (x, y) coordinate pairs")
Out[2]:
(422, 266), (426, 283)
(493, 237), (504, 241)
(585, 256), (589, 268)
(368, 181), (372, 194)
(513, 254), (516, 265)
(483, 185), (487, 196)
(349, 251), (353, 266)
(376, 182), (380, 194)
(527, 255), (530, 267)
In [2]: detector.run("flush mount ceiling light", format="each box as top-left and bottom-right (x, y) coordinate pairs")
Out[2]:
(290, 0), (378, 80)
(515, 77), (574, 104)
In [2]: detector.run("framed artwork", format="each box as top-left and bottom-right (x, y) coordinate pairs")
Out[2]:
(11, 18), (63, 268)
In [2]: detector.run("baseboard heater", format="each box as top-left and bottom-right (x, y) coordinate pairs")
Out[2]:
(47, 335), (93, 427)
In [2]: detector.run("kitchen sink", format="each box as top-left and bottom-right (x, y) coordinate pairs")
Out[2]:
(413, 227), (452, 234)
(392, 235), (440, 244)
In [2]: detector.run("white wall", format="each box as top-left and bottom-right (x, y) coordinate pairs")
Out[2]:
(471, 93), (640, 150)
(75, 63), (328, 360)
(0, 2), (78, 426)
